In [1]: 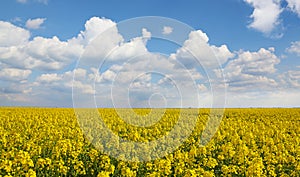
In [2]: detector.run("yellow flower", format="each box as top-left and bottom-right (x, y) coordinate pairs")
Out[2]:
(97, 171), (110, 177)
(25, 169), (36, 177)
(121, 167), (136, 177)
(88, 149), (98, 162)
(205, 157), (218, 169)
(184, 169), (197, 177)
(0, 160), (12, 173)
(203, 170), (215, 177)
(246, 157), (264, 177)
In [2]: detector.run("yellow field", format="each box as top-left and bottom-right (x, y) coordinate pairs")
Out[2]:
(0, 108), (299, 176)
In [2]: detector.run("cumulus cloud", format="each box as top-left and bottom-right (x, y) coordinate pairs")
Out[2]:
(108, 35), (149, 61)
(72, 17), (125, 67)
(162, 26), (173, 35)
(142, 28), (151, 39)
(278, 70), (300, 88)
(286, 41), (300, 56)
(25, 36), (83, 69)
(25, 18), (46, 29)
(223, 48), (280, 91)
(0, 36), (83, 71)
(0, 21), (30, 47)
(170, 30), (234, 68)
(69, 80), (95, 95)
(73, 17), (118, 46)
(78, 27), (152, 68)
(34, 68), (94, 96)
(286, 0), (300, 17)
(243, 0), (300, 36)
(0, 20), (83, 71)
(36, 73), (62, 83)
(244, 0), (283, 34)
(0, 68), (31, 82)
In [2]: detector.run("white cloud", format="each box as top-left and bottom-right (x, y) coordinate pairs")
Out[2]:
(25, 18), (46, 29)
(0, 68), (31, 81)
(0, 17), (120, 74)
(162, 26), (173, 35)
(108, 36), (149, 61)
(73, 68), (87, 80)
(286, 0), (300, 17)
(73, 17), (118, 46)
(24, 36), (83, 69)
(223, 48), (280, 91)
(244, 0), (283, 34)
(36, 73), (62, 83)
(0, 44), (76, 71)
(142, 28), (151, 39)
(278, 70), (300, 88)
(78, 27), (151, 68)
(0, 21), (30, 47)
(68, 80), (95, 95)
(73, 17), (125, 67)
(228, 48), (279, 75)
(286, 41), (300, 56)
(0, 23), (83, 71)
(170, 30), (234, 68)
(33, 68), (94, 97)
(102, 69), (117, 82)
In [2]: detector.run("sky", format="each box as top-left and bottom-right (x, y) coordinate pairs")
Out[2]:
(0, 0), (300, 108)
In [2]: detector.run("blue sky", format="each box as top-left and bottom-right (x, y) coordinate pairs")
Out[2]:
(0, 0), (300, 107)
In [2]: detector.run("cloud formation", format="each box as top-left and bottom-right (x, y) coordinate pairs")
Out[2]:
(286, 41), (300, 56)
(0, 21), (30, 47)
(25, 18), (46, 29)
(245, 0), (283, 34)
(170, 30), (234, 68)
(286, 0), (300, 17)
(0, 16), (299, 107)
(244, 0), (300, 36)
(0, 68), (32, 82)
(223, 48), (280, 92)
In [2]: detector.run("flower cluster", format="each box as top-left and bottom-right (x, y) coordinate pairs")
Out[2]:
(0, 108), (299, 176)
